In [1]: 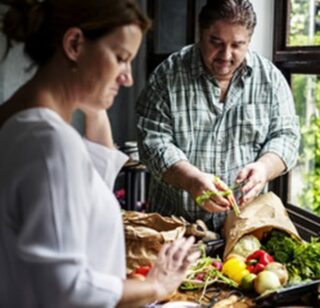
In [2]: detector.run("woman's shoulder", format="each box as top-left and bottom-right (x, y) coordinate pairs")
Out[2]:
(1, 108), (85, 158)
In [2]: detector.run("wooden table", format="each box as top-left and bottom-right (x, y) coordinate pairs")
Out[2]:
(166, 285), (255, 307)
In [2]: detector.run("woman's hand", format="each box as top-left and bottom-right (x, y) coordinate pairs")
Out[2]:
(80, 108), (115, 148)
(146, 236), (200, 301)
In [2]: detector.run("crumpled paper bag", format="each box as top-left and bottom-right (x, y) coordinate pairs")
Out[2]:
(123, 211), (218, 271)
(222, 192), (301, 259)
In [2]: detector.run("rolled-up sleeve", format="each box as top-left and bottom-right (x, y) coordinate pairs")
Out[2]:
(136, 73), (188, 180)
(259, 71), (300, 170)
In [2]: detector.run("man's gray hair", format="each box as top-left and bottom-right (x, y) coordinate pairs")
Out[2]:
(199, 0), (257, 35)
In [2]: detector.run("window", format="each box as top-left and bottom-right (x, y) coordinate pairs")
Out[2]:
(290, 73), (320, 216)
(288, 0), (320, 46)
(273, 0), (320, 237)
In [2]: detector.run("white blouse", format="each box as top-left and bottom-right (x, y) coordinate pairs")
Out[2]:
(0, 108), (128, 308)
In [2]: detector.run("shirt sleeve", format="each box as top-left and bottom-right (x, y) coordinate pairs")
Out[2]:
(136, 69), (188, 180)
(259, 69), (300, 171)
(83, 138), (128, 189)
(16, 130), (124, 307)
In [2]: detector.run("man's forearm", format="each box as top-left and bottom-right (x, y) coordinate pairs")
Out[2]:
(162, 160), (203, 193)
(162, 161), (231, 211)
(257, 152), (286, 181)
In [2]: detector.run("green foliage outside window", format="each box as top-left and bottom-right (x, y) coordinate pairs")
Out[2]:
(289, 1), (320, 216)
(298, 116), (320, 215)
(292, 74), (320, 216)
(288, 0), (320, 46)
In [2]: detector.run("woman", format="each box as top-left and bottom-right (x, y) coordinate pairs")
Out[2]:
(0, 1), (199, 307)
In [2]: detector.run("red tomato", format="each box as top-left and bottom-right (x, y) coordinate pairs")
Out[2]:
(134, 265), (152, 276)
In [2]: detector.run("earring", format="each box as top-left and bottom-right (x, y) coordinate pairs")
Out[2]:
(70, 60), (78, 72)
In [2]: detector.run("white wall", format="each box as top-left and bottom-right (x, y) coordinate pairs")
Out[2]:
(250, 0), (275, 60)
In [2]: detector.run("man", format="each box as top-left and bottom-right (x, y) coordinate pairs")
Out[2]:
(136, 0), (300, 231)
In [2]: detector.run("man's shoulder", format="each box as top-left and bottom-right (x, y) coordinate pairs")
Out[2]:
(247, 50), (283, 79)
(247, 51), (272, 66)
(153, 44), (196, 74)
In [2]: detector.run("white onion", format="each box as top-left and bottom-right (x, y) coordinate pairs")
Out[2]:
(265, 262), (289, 285)
(254, 270), (281, 294)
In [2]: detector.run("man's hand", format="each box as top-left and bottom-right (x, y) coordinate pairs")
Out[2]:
(162, 161), (231, 213)
(235, 161), (268, 206)
(189, 172), (231, 213)
(236, 153), (286, 206)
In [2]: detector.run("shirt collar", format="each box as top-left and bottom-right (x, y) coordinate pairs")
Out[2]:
(188, 43), (207, 79)
(188, 43), (253, 80)
(242, 51), (254, 78)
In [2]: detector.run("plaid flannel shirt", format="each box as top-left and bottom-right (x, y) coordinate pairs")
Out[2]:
(136, 44), (300, 231)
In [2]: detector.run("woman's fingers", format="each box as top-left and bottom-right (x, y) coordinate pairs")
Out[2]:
(181, 250), (201, 271)
(147, 236), (201, 300)
(167, 236), (195, 265)
(156, 237), (197, 271)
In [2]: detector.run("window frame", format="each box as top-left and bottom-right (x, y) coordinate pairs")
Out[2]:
(272, 0), (320, 239)
(273, 0), (320, 72)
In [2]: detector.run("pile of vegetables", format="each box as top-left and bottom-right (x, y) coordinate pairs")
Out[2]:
(179, 236), (289, 296)
(220, 229), (320, 295)
(180, 255), (237, 290)
(129, 229), (320, 298)
(222, 246), (287, 295)
(262, 230), (320, 283)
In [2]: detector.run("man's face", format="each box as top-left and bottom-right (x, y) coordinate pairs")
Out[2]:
(199, 19), (251, 81)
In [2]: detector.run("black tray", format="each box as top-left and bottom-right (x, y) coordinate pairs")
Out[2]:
(204, 239), (225, 257)
(254, 279), (320, 307)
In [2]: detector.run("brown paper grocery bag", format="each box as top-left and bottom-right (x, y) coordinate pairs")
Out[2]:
(123, 211), (219, 271)
(123, 211), (187, 271)
(222, 192), (301, 260)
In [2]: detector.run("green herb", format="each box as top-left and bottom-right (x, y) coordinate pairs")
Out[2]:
(262, 230), (320, 283)
(180, 255), (237, 290)
(195, 176), (241, 216)
(262, 230), (297, 264)
(195, 190), (226, 205)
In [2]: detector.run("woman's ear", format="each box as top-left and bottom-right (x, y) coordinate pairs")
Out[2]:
(62, 27), (85, 62)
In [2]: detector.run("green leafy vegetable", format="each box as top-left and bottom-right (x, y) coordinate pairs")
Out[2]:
(262, 230), (320, 283)
(180, 255), (238, 290)
(262, 230), (297, 264)
(195, 176), (241, 216)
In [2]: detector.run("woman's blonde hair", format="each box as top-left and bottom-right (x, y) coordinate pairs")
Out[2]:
(1, 0), (151, 66)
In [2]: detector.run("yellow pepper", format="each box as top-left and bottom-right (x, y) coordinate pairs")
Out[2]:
(222, 257), (250, 284)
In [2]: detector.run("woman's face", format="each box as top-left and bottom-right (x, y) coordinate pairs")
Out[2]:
(76, 24), (142, 110)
